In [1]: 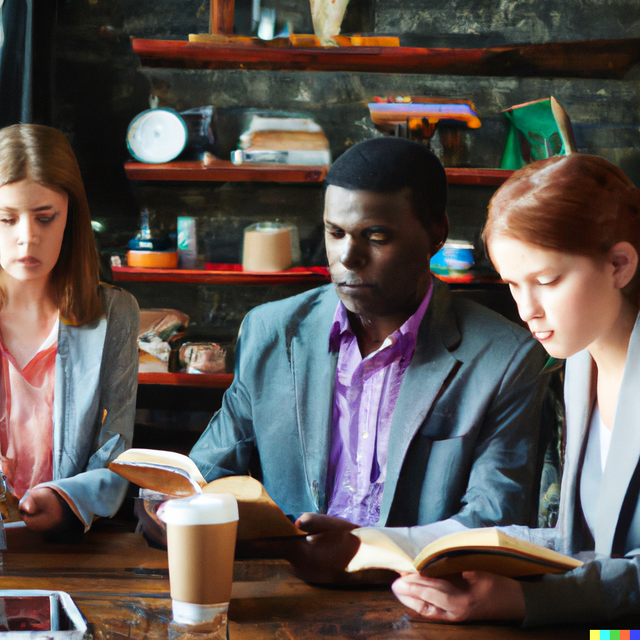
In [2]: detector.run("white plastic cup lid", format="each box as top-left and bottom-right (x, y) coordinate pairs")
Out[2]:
(157, 493), (239, 526)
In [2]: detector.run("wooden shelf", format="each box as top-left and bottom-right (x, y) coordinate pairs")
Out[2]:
(138, 372), (233, 387)
(125, 159), (328, 183)
(113, 265), (331, 285)
(114, 265), (501, 285)
(131, 37), (640, 79)
(125, 161), (513, 186)
(445, 168), (512, 186)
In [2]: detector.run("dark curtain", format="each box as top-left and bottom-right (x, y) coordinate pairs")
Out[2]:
(0, 0), (57, 128)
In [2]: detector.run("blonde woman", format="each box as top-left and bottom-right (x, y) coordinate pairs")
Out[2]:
(0, 124), (138, 535)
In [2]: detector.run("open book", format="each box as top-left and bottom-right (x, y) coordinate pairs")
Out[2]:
(109, 449), (305, 540)
(347, 527), (583, 578)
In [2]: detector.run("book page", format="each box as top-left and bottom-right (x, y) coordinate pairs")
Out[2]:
(109, 449), (206, 496)
(347, 528), (417, 573)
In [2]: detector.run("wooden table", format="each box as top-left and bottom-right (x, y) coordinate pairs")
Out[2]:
(0, 525), (600, 639)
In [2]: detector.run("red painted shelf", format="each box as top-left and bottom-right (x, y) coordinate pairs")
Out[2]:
(114, 266), (501, 286)
(113, 265), (331, 285)
(124, 159), (328, 183)
(124, 161), (513, 187)
(138, 372), (233, 387)
(131, 37), (640, 79)
(445, 168), (512, 186)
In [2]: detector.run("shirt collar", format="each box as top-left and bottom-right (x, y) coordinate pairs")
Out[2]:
(328, 276), (433, 353)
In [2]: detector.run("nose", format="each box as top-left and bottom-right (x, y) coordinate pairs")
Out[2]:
(17, 217), (38, 246)
(515, 286), (543, 324)
(340, 237), (366, 271)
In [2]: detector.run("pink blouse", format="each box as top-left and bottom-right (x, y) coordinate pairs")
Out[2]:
(0, 322), (58, 498)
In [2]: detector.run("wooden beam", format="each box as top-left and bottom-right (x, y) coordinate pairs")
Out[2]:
(210, 0), (234, 35)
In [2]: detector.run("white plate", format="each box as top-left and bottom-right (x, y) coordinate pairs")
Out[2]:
(127, 108), (188, 164)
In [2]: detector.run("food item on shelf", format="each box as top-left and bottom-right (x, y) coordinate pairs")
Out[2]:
(347, 527), (583, 577)
(138, 309), (189, 372)
(232, 115), (331, 166)
(179, 342), (228, 374)
(110, 449), (306, 540)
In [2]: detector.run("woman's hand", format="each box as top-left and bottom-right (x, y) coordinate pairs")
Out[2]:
(19, 487), (66, 531)
(392, 571), (526, 623)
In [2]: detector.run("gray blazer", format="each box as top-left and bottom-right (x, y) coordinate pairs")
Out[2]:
(37, 285), (139, 528)
(190, 280), (548, 528)
(519, 313), (640, 626)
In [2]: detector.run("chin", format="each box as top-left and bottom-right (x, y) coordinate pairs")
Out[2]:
(542, 343), (578, 360)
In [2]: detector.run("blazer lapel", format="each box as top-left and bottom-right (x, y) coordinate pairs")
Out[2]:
(595, 313), (640, 555)
(290, 287), (339, 512)
(555, 349), (594, 555)
(378, 280), (460, 525)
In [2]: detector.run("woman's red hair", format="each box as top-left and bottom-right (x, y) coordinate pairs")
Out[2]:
(485, 154), (640, 299)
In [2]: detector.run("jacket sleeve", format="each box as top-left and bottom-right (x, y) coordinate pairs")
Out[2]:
(189, 310), (261, 481)
(452, 338), (550, 528)
(521, 553), (640, 626)
(41, 287), (140, 528)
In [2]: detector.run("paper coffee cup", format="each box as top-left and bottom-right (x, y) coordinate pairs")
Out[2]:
(157, 493), (239, 626)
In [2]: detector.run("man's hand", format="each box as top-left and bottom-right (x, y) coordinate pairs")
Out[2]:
(273, 513), (393, 585)
(391, 571), (526, 623)
(275, 513), (361, 584)
(19, 487), (66, 531)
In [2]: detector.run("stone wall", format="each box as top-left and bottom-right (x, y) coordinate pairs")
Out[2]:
(53, 0), (640, 334)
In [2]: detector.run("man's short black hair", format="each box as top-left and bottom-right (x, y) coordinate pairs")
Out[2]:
(324, 137), (448, 233)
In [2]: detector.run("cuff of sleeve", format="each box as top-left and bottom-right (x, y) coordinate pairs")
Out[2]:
(46, 486), (90, 532)
(520, 563), (602, 627)
(40, 469), (129, 532)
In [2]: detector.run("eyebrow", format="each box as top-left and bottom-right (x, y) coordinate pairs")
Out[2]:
(501, 268), (556, 284)
(0, 205), (56, 213)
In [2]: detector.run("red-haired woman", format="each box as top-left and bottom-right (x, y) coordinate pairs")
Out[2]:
(0, 123), (138, 535)
(393, 154), (640, 626)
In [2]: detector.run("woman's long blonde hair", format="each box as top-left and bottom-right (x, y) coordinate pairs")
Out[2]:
(0, 124), (102, 325)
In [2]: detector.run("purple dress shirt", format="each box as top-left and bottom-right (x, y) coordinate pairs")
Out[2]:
(326, 280), (433, 526)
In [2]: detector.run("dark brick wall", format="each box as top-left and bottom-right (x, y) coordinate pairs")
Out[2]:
(52, 0), (640, 335)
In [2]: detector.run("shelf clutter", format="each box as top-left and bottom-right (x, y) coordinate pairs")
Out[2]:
(131, 37), (640, 79)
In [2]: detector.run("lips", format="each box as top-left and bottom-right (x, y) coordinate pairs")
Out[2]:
(532, 330), (553, 341)
(17, 257), (40, 266)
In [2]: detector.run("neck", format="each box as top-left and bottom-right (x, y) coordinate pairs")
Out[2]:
(350, 301), (423, 358)
(588, 298), (638, 379)
(0, 272), (58, 317)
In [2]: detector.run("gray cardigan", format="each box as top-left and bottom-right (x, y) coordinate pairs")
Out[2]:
(190, 280), (548, 529)
(36, 285), (139, 528)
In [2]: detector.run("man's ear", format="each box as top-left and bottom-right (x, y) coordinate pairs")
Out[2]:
(430, 217), (449, 256)
(609, 241), (639, 289)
